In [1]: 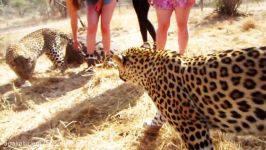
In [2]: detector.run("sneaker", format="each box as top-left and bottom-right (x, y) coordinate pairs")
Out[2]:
(85, 51), (100, 67)
(96, 49), (105, 61)
(78, 50), (87, 57)
(102, 54), (116, 68)
(77, 43), (88, 58)
(152, 42), (157, 50)
(140, 42), (151, 49)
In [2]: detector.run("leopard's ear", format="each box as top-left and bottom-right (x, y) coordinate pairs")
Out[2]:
(112, 54), (124, 69)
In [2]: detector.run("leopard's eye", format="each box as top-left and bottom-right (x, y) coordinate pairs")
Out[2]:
(122, 56), (129, 65)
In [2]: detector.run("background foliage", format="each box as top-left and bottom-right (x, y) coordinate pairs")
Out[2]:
(0, 0), (264, 18)
(0, 0), (49, 17)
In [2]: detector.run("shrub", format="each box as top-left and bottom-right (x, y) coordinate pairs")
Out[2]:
(216, 0), (243, 16)
(242, 18), (256, 31)
(10, 0), (29, 16)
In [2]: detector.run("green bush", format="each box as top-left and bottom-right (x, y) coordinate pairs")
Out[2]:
(10, 0), (29, 16)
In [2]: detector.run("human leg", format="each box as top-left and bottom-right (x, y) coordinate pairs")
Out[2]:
(85, 3), (102, 66)
(174, 6), (192, 54)
(86, 4), (100, 54)
(133, 0), (148, 43)
(66, 0), (79, 50)
(142, 0), (156, 43)
(155, 8), (172, 50)
(100, 0), (116, 56)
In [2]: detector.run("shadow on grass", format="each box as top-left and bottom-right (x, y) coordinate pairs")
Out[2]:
(194, 11), (247, 28)
(0, 83), (13, 96)
(0, 83), (144, 148)
(0, 70), (92, 112)
(23, 72), (90, 98)
(135, 127), (161, 150)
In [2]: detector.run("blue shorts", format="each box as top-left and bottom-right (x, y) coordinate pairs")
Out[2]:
(86, 0), (112, 5)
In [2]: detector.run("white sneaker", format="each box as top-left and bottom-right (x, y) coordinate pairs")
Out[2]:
(140, 42), (151, 49)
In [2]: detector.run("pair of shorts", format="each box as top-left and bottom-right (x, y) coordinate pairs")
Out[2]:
(86, 0), (112, 5)
(154, 0), (195, 9)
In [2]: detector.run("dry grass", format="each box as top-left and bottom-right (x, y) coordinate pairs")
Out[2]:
(1, 1), (266, 150)
(241, 17), (256, 31)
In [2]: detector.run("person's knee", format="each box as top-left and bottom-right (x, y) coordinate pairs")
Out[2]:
(101, 24), (110, 35)
(138, 18), (146, 26)
(87, 24), (97, 34)
(158, 23), (169, 32)
(177, 22), (188, 30)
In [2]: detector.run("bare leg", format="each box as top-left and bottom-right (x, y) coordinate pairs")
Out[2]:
(174, 7), (191, 54)
(155, 9), (172, 50)
(87, 5), (100, 54)
(100, 0), (116, 56)
(66, 0), (79, 50)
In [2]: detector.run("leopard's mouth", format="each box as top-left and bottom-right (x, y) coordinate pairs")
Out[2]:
(119, 75), (126, 82)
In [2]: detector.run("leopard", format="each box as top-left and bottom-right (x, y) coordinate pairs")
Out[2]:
(113, 46), (266, 150)
(5, 28), (86, 82)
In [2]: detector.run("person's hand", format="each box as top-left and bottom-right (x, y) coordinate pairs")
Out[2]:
(95, 0), (103, 12)
(187, 0), (195, 7)
(148, 0), (154, 6)
(73, 39), (80, 51)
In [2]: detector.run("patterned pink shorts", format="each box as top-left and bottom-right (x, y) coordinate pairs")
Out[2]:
(154, 0), (195, 9)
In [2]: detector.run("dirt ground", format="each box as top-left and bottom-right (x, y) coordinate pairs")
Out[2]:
(0, 2), (266, 150)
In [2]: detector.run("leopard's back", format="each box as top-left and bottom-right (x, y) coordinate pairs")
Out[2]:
(6, 28), (72, 80)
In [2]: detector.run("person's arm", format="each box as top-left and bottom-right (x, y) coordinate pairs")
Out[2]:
(66, 0), (79, 50)
(148, 0), (154, 5)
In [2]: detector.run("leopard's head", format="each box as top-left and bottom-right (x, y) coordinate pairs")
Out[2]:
(113, 47), (155, 86)
(6, 44), (36, 80)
